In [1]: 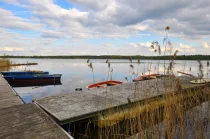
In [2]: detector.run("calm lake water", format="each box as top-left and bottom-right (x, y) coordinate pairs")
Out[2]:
(4, 58), (210, 103)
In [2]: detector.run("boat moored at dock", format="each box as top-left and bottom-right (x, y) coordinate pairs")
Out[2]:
(1, 71), (49, 76)
(87, 80), (123, 89)
(4, 74), (62, 81)
(2, 71), (62, 87)
(133, 74), (160, 82)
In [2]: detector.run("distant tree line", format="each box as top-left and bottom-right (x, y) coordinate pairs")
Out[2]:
(1, 55), (210, 60)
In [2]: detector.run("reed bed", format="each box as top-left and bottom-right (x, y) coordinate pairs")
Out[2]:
(0, 59), (12, 67)
(0, 59), (12, 71)
(96, 83), (210, 139)
(0, 58), (37, 71)
(72, 74), (210, 139)
(74, 26), (210, 139)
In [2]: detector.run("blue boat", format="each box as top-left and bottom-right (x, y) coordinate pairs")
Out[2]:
(1, 71), (49, 76)
(2, 73), (62, 87)
(4, 74), (61, 81)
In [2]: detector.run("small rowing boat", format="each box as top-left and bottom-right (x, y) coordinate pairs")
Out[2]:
(133, 74), (159, 82)
(177, 71), (194, 77)
(3, 74), (62, 85)
(87, 80), (123, 89)
(190, 78), (210, 84)
(1, 71), (49, 76)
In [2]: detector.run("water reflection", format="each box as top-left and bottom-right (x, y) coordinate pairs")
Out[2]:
(3, 59), (209, 103)
(9, 80), (62, 87)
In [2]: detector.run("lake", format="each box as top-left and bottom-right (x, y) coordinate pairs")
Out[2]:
(4, 58), (210, 103)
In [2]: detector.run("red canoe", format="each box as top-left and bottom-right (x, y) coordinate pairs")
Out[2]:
(87, 80), (123, 89)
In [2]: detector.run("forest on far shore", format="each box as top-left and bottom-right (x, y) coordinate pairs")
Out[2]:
(1, 55), (210, 60)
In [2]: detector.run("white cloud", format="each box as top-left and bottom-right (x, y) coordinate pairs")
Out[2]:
(139, 42), (151, 48)
(0, 8), (43, 31)
(67, 0), (110, 11)
(0, 47), (24, 51)
(41, 30), (68, 38)
(202, 42), (210, 48)
(1, 0), (210, 55)
(2, 0), (27, 7)
(3, 0), (19, 5)
(2, 0), (210, 40)
(0, 28), (208, 56)
(180, 43), (192, 49)
(179, 43), (196, 53)
(2, 0), (149, 40)
(128, 42), (138, 48)
(127, 23), (148, 31)
(0, 28), (154, 55)
(128, 42), (151, 48)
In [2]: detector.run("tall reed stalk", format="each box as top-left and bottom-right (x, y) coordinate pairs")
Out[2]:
(87, 59), (95, 83)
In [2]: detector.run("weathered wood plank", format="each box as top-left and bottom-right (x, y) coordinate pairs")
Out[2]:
(0, 74), (22, 109)
(36, 78), (181, 124)
(0, 104), (71, 139)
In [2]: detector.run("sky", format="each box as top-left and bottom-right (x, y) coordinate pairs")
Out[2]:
(0, 0), (210, 56)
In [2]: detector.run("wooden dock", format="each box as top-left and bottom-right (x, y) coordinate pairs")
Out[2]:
(0, 73), (73, 139)
(35, 77), (189, 125)
(0, 74), (22, 109)
(0, 104), (71, 139)
(0, 71), (205, 138)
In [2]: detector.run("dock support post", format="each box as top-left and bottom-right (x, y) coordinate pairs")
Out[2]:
(67, 123), (71, 134)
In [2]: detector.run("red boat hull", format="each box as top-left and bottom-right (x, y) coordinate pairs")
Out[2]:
(87, 80), (123, 89)
(177, 71), (194, 77)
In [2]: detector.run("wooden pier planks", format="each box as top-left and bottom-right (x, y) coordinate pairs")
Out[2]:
(36, 91), (123, 124)
(0, 74), (22, 109)
(36, 78), (180, 125)
(0, 104), (71, 139)
(0, 74), (72, 139)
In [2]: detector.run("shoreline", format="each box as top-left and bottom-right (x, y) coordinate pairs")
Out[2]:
(1, 55), (210, 60)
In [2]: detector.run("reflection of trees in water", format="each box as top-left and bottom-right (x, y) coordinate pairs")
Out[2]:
(0, 67), (11, 72)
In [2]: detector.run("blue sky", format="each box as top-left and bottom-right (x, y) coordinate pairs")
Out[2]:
(0, 0), (209, 56)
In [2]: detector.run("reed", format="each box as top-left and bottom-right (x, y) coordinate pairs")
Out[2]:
(0, 58), (37, 69)
(87, 60), (96, 83)
(77, 26), (210, 139)
(96, 84), (210, 139)
(97, 27), (209, 138)
(77, 69), (210, 139)
(0, 59), (12, 67)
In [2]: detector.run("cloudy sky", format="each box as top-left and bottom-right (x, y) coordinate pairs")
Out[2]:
(0, 0), (210, 56)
